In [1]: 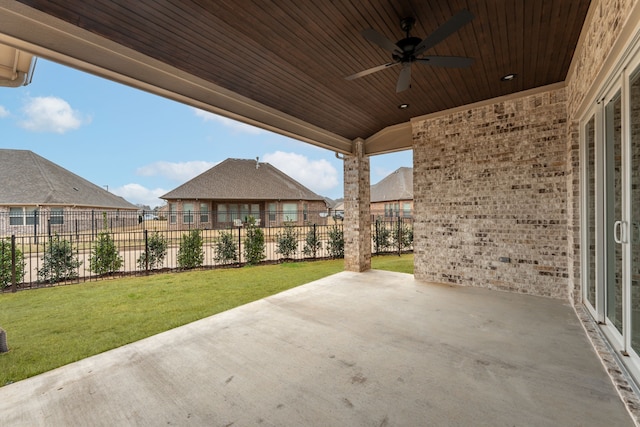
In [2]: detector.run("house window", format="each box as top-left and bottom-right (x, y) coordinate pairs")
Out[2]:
(216, 203), (260, 224)
(200, 203), (209, 223)
(403, 203), (411, 218)
(268, 203), (276, 221)
(384, 203), (391, 218)
(169, 203), (177, 224)
(282, 203), (297, 222)
(217, 204), (227, 222)
(240, 204), (250, 221)
(303, 203), (308, 221)
(50, 208), (64, 225)
(183, 203), (194, 224)
(26, 207), (38, 225)
(9, 207), (39, 226)
(9, 207), (24, 225)
(229, 204), (239, 221)
(384, 203), (399, 218)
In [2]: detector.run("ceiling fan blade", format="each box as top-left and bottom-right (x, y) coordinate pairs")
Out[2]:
(361, 28), (402, 54)
(396, 62), (411, 93)
(416, 56), (474, 68)
(414, 9), (474, 56)
(345, 61), (400, 80)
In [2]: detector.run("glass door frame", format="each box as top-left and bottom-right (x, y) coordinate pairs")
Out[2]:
(603, 81), (625, 347)
(582, 50), (640, 382)
(581, 103), (605, 323)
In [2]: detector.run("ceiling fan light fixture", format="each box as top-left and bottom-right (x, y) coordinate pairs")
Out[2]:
(501, 73), (517, 81)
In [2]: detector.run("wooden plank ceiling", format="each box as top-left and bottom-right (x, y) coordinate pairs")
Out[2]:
(11, 0), (590, 152)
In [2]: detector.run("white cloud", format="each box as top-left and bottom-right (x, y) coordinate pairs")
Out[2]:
(18, 96), (87, 133)
(0, 105), (9, 118)
(262, 151), (339, 194)
(192, 108), (263, 134)
(136, 160), (217, 182)
(111, 183), (167, 208)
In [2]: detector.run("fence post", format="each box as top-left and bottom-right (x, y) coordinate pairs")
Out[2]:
(33, 209), (38, 244)
(237, 225), (242, 266)
(313, 223), (317, 258)
(144, 229), (149, 272)
(11, 235), (17, 293)
(397, 216), (402, 256)
(374, 219), (379, 255)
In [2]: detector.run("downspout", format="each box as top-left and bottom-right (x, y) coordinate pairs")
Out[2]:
(0, 50), (36, 87)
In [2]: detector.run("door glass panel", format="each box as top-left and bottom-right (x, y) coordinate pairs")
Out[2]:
(606, 90), (623, 333)
(586, 115), (597, 307)
(631, 67), (640, 351)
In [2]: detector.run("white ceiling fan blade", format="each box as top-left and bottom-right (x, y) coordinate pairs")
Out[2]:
(345, 62), (400, 80)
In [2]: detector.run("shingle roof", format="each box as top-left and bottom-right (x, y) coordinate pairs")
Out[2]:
(161, 158), (325, 201)
(0, 149), (138, 209)
(370, 167), (413, 202)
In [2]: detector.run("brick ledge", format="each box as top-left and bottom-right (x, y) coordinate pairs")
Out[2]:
(575, 305), (640, 426)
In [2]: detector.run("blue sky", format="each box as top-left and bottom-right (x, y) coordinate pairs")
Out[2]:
(0, 59), (412, 208)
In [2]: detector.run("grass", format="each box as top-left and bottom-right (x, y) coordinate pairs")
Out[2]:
(372, 252), (414, 274)
(0, 255), (413, 386)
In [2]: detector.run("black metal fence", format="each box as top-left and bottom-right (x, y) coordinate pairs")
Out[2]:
(1, 218), (412, 291)
(0, 209), (346, 238)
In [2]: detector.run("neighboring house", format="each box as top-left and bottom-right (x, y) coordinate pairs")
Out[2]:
(370, 167), (413, 219)
(0, 149), (138, 235)
(161, 158), (328, 229)
(331, 198), (344, 220)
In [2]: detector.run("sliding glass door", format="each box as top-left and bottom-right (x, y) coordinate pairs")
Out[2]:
(605, 88), (623, 335)
(583, 53), (640, 377)
(630, 66), (640, 353)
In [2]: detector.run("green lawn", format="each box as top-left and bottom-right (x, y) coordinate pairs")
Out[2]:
(0, 255), (413, 386)
(372, 253), (414, 274)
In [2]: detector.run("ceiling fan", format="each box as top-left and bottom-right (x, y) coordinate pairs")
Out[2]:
(346, 9), (474, 93)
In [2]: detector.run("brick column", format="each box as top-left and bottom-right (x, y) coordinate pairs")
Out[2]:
(344, 138), (371, 272)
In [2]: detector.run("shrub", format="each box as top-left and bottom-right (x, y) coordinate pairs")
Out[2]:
(89, 231), (123, 275)
(214, 230), (238, 264)
(89, 213), (123, 275)
(327, 225), (344, 258)
(391, 222), (414, 252)
(137, 231), (168, 270)
(303, 226), (322, 259)
(0, 238), (25, 288)
(276, 222), (298, 259)
(374, 219), (392, 253)
(38, 234), (82, 283)
(177, 229), (204, 269)
(243, 216), (265, 265)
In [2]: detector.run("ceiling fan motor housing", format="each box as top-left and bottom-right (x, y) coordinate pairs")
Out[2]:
(395, 37), (422, 61)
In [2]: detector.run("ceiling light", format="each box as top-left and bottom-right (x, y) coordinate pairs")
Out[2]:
(398, 103), (409, 109)
(501, 73), (516, 81)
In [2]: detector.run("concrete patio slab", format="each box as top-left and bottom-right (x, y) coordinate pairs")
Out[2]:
(0, 270), (633, 426)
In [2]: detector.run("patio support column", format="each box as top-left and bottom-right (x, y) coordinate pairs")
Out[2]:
(343, 138), (371, 272)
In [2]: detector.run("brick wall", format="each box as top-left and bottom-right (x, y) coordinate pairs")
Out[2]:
(344, 139), (371, 272)
(413, 87), (570, 298)
(566, 0), (638, 118)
